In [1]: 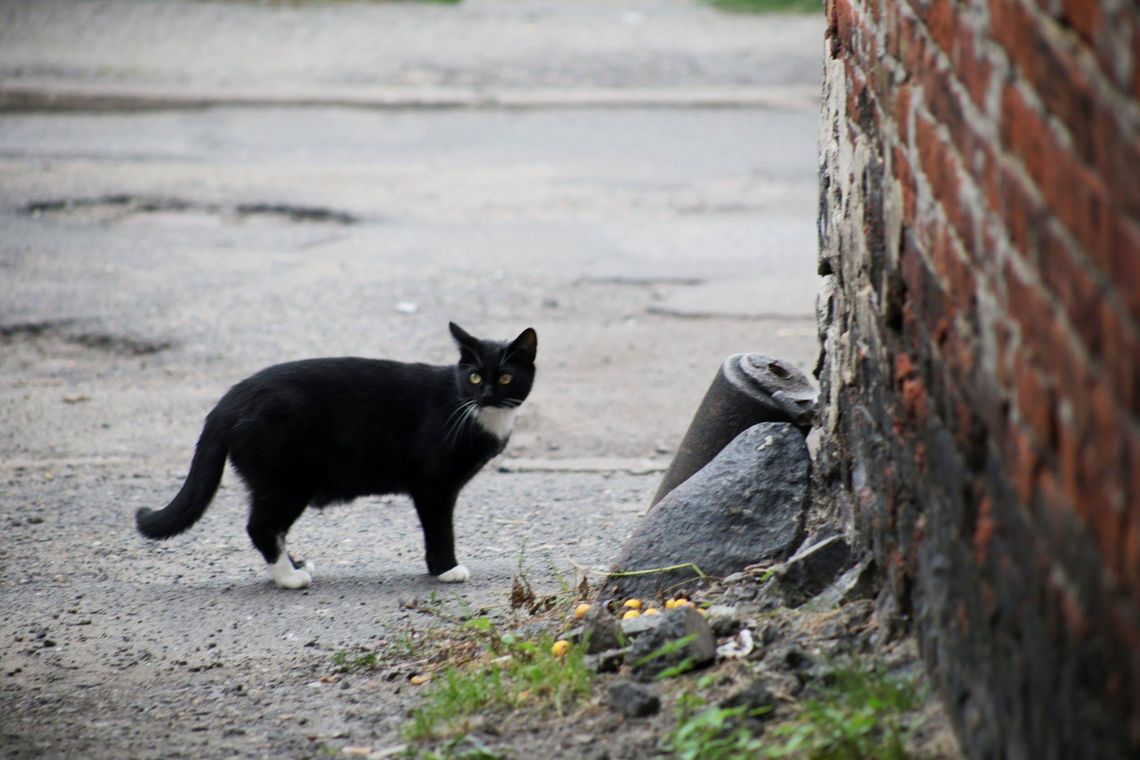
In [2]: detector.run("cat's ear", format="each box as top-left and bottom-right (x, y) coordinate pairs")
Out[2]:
(449, 322), (481, 357)
(509, 327), (538, 364)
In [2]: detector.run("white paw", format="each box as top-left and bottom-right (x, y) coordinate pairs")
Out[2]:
(271, 555), (312, 589)
(436, 564), (470, 583)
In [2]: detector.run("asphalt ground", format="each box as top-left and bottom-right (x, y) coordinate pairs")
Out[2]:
(0, 1), (826, 755)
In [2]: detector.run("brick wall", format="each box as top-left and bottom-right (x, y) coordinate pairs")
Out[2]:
(816, 0), (1139, 757)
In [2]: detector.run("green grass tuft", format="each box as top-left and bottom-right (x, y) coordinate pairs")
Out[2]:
(663, 661), (923, 760)
(765, 661), (924, 759)
(707, 0), (822, 14)
(404, 628), (594, 744)
(331, 647), (381, 673)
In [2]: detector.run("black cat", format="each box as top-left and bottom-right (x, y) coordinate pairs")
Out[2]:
(136, 322), (537, 589)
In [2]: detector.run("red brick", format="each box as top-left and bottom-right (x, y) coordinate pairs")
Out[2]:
(892, 146), (917, 221)
(925, 0), (957, 59)
(865, 0), (882, 25)
(1091, 109), (1140, 222)
(1004, 259), (1072, 378)
(1038, 224), (1104, 355)
(1126, 429), (1140, 592)
(1134, 15), (1140, 101)
(921, 0), (992, 112)
(914, 111), (945, 194)
(1057, 405), (1083, 509)
(1083, 384), (1126, 508)
(1001, 82), (1128, 289)
(1006, 420), (1041, 507)
(913, 110), (984, 255)
(893, 84), (914, 145)
(902, 373), (930, 422)
(993, 318), (1015, 393)
(1059, 0), (1103, 48)
(899, 8), (928, 76)
(946, 234), (978, 317)
(895, 351), (917, 382)
(1055, 574), (1093, 641)
(1037, 466), (1075, 556)
(1000, 84), (1052, 199)
(974, 494), (997, 565)
(1099, 298), (1139, 416)
(955, 22), (993, 112)
(1015, 352), (1057, 451)
(1114, 218), (1140, 319)
(992, 0), (1106, 165)
(985, 154), (1045, 264)
(828, 0), (856, 60)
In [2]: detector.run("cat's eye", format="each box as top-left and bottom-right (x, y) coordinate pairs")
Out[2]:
(469, 372), (483, 385)
(498, 374), (513, 385)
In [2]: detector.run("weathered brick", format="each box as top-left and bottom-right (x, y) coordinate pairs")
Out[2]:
(985, 154), (1045, 265)
(1058, 0), (1103, 48)
(1037, 224), (1103, 354)
(973, 493), (997, 565)
(892, 145), (917, 221)
(1114, 218), (1140, 318)
(819, 1), (1138, 755)
(1014, 351), (1056, 451)
(1098, 299), (1139, 416)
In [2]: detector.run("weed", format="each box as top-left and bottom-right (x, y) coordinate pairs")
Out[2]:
(662, 679), (769, 760)
(662, 660), (922, 759)
(331, 647), (381, 673)
(707, 0), (821, 14)
(404, 625), (594, 743)
(420, 734), (503, 759)
(507, 549), (560, 615)
(765, 661), (924, 759)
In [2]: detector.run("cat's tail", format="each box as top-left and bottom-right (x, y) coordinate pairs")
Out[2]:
(136, 414), (227, 539)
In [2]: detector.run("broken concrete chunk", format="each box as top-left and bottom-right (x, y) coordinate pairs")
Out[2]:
(773, 534), (852, 607)
(628, 606), (716, 680)
(608, 423), (809, 599)
(607, 680), (661, 718)
(579, 605), (624, 654)
(803, 558), (877, 612)
(719, 680), (776, 714)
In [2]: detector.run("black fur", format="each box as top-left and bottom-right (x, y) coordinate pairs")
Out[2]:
(136, 323), (537, 579)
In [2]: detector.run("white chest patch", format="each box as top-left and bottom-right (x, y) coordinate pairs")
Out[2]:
(476, 406), (517, 440)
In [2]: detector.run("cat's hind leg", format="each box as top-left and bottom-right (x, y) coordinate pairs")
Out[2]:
(247, 496), (312, 589)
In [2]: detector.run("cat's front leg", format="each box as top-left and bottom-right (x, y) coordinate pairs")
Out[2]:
(411, 488), (469, 583)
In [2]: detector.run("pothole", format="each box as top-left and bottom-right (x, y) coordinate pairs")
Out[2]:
(0, 321), (173, 357)
(23, 195), (359, 226)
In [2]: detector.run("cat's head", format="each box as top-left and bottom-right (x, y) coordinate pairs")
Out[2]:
(449, 322), (537, 410)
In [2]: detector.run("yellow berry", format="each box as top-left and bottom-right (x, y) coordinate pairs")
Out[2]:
(644, 607), (659, 616)
(551, 640), (570, 657)
(623, 599), (643, 610)
(622, 609), (641, 620)
(409, 674), (431, 685)
(574, 603), (592, 619)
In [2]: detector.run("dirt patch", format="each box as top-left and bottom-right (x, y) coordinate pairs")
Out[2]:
(338, 572), (964, 759)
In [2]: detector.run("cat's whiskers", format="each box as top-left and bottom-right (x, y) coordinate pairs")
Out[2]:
(442, 399), (478, 449)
